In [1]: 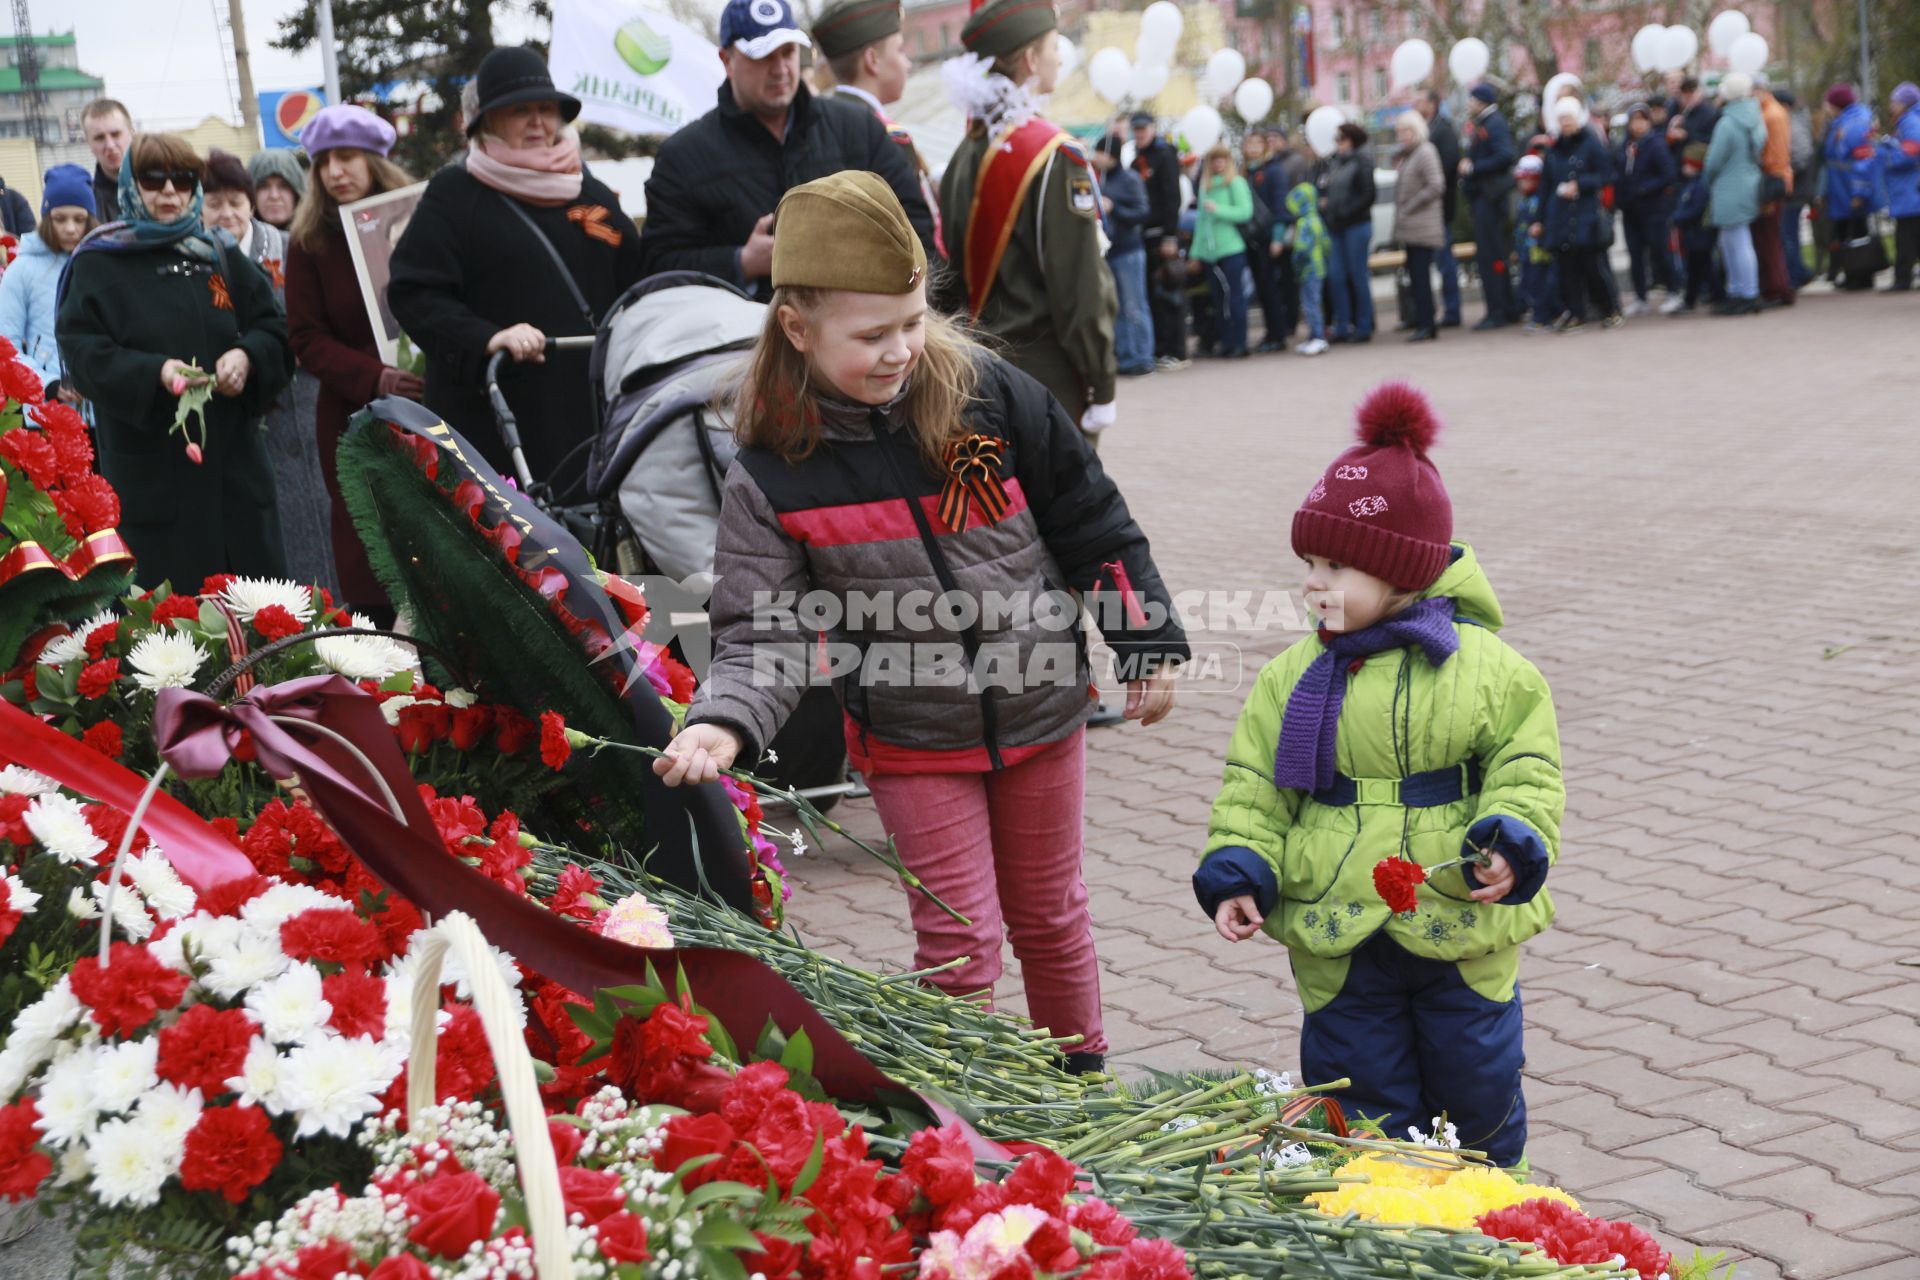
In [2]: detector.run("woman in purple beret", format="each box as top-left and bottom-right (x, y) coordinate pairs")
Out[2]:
(284, 104), (420, 622)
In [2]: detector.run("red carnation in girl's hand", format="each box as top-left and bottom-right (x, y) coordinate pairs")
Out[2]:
(77, 657), (120, 699)
(179, 1104), (282, 1203)
(69, 942), (191, 1037)
(1372, 858), (1427, 914)
(1355, 381), (1442, 456)
(157, 1004), (258, 1094)
(252, 604), (304, 642)
(539, 711), (572, 770)
(0, 1098), (53, 1201)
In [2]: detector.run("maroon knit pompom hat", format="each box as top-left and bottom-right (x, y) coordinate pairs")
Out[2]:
(1291, 382), (1453, 590)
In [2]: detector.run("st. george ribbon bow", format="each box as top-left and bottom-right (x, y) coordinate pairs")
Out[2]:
(936, 433), (1011, 533)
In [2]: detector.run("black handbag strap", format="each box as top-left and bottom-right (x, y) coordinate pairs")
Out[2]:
(493, 190), (597, 330)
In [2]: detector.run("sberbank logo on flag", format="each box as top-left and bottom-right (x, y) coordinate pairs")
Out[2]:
(615, 17), (672, 75)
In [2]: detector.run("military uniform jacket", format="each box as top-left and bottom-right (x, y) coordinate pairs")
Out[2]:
(939, 119), (1117, 412)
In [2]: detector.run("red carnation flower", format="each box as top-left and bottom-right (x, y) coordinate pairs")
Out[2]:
(902, 1122), (978, 1207)
(0, 421), (56, 485)
(539, 711), (571, 770)
(280, 907), (384, 968)
(151, 594), (201, 627)
(32, 401), (94, 481)
(545, 864), (602, 921)
(656, 1111), (736, 1190)
(178, 1104), (282, 1203)
(0, 794), (34, 846)
(1004, 1147), (1081, 1212)
(1372, 858), (1427, 914)
(200, 574), (236, 598)
(0, 1098), (52, 1202)
(322, 967), (388, 1038)
(82, 721), (124, 759)
(0, 878), (25, 949)
(69, 942), (191, 1037)
(252, 604), (304, 642)
(157, 1004), (258, 1094)
(405, 1170), (500, 1258)
(595, 1210), (651, 1264)
(494, 708), (536, 754)
(0, 359), (45, 406)
(53, 474), (120, 538)
(77, 657), (120, 700)
(83, 621), (119, 660)
(199, 873), (271, 918)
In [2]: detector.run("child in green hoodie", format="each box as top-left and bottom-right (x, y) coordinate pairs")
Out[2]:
(1193, 383), (1564, 1168)
(1274, 182), (1330, 354)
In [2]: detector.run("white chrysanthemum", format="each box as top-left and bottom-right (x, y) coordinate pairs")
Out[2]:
(127, 630), (211, 692)
(126, 851), (195, 921)
(88, 879), (155, 942)
(0, 765), (59, 796)
(393, 923), (523, 1029)
(24, 793), (105, 864)
(35, 1047), (103, 1146)
(3, 978), (81, 1068)
(132, 1082), (203, 1165)
(226, 1036), (286, 1110)
(240, 882), (340, 934)
(2, 871), (42, 916)
(203, 926), (293, 1000)
(87, 1117), (170, 1207)
(0, 1043), (35, 1099)
(88, 1037), (159, 1114)
(278, 1033), (404, 1139)
(314, 612), (418, 683)
(34, 631), (88, 668)
(54, 1146), (89, 1187)
(146, 911), (232, 974)
(66, 886), (99, 920)
(219, 578), (315, 625)
(244, 963), (332, 1045)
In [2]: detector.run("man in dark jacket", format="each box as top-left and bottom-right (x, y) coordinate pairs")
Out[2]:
(1094, 138), (1154, 376)
(1615, 103), (1678, 311)
(1130, 113), (1184, 245)
(637, 0), (934, 296)
(82, 98), (132, 221)
(1460, 83), (1519, 328)
(1419, 90), (1463, 326)
(1242, 129), (1291, 350)
(0, 177), (33, 236)
(1666, 78), (1718, 155)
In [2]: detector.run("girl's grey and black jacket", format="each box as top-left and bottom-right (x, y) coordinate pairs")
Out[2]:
(686, 355), (1189, 776)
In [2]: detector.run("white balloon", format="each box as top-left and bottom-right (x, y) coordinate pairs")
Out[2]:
(1389, 39), (1435, 89)
(1139, 1), (1183, 59)
(1129, 61), (1169, 103)
(1232, 77), (1275, 122)
(1206, 48), (1247, 95)
(1707, 9), (1750, 57)
(1056, 34), (1079, 79)
(1089, 47), (1132, 104)
(1448, 38), (1490, 85)
(1540, 72), (1583, 130)
(1630, 24), (1665, 73)
(1727, 30), (1769, 75)
(1658, 25), (1698, 72)
(1305, 104), (1344, 157)
(1180, 104), (1224, 154)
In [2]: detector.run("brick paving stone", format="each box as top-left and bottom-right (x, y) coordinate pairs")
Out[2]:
(1576, 1167), (1775, 1238)
(1753, 1121), (1920, 1187)
(1689, 1207), (1905, 1280)
(1731, 1165), (1920, 1233)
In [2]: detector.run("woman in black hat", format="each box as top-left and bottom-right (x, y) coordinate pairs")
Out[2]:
(388, 45), (644, 494)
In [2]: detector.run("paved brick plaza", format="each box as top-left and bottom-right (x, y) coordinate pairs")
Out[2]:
(786, 291), (1920, 1280)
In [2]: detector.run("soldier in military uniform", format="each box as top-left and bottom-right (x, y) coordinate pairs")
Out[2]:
(939, 0), (1117, 437)
(811, 0), (943, 255)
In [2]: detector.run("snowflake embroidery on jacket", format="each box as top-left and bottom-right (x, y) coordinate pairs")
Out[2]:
(1349, 495), (1389, 518)
(208, 273), (233, 312)
(1335, 464), (1369, 480)
(1306, 478), (1327, 504)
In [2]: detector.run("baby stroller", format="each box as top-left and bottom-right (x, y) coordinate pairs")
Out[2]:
(576, 272), (856, 807)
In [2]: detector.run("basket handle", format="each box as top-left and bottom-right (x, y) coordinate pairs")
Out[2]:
(408, 912), (572, 1280)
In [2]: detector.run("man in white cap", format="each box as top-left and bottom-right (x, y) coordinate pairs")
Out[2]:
(637, 0), (936, 295)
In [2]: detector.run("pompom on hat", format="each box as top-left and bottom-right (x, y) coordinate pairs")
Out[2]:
(1292, 383), (1454, 591)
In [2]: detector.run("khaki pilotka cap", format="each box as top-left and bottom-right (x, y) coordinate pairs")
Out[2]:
(812, 0), (902, 59)
(771, 171), (928, 293)
(960, 0), (1057, 60)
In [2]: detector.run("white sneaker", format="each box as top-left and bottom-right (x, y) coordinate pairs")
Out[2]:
(1622, 298), (1650, 317)
(1659, 296), (1687, 315)
(1295, 338), (1329, 355)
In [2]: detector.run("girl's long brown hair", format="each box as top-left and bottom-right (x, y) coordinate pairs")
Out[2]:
(290, 151), (414, 253)
(731, 287), (984, 475)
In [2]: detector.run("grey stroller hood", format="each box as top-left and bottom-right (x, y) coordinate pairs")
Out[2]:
(586, 274), (765, 583)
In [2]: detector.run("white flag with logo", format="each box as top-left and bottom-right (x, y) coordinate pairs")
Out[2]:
(551, 0), (726, 136)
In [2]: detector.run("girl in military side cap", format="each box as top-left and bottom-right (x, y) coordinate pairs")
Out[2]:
(653, 172), (1190, 1076)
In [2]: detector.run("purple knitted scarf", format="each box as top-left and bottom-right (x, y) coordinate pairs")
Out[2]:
(1272, 596), (1461, 793)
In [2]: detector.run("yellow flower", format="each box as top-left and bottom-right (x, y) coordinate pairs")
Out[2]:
(1309, 1153), (1580, 1230)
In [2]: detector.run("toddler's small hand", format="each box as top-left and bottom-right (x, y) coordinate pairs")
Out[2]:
(1469, 851), (1516, 903)
(1214, 895), (1264, 942)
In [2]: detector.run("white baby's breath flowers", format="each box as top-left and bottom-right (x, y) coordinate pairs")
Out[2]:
(127, 630), (210, 692)
(1407, 1116), (1461, 1150)
(24, 792), (105, 864)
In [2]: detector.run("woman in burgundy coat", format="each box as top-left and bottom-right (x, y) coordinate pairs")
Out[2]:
(283, 105), (421, 618)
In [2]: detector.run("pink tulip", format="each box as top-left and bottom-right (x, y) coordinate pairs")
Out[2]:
(169, 375), (188, 396)
(185, 442), (204, 465)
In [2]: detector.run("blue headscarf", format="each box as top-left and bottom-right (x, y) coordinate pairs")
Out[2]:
(57, 156), (232, 309)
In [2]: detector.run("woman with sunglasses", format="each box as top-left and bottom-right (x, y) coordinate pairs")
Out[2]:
(56, 132), (293, 593)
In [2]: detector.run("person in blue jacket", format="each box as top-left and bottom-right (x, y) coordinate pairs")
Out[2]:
(0, 165), (96, 404)
(1512, 155), (1555, 329)
(1542, 97), (1620, 332)
(1821, 83), (1882, 290)
(1881, 82), (1920, 290)
(1666, 143), (1720, 313)
(1614, 104), (1677, 313)
(1093, 137), (1156, 375)
(1460, 83), (1519, 328)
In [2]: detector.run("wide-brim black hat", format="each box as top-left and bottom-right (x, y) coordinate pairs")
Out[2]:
(468, 45), (583, 135)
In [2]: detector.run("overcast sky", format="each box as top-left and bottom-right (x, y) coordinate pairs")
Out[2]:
(14, 0), (543, 131)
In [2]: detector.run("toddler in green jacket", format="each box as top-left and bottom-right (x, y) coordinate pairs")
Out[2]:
(1192, 382), (1564, 1167)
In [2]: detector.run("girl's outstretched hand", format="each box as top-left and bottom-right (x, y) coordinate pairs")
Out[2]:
(1124, 670), (1177, 727)
(653, 723), (742, 787)
(1214, 895), (1264, 942)
(1468, 851), (1516, 902)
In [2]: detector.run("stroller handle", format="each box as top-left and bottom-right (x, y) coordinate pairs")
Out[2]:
(484, 336), (597, 492)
